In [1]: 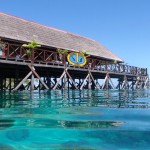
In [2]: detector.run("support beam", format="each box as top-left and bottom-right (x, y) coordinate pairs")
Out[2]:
(13, 71), (32, 91)
(80, 74), (90, 90)
(65, 70), (78, 89)
(28, 64), (49, 90)
(121, 75), (129, 89)
(53, 69), (67, 90)
(144, 76), (149, 89)
(89, 71), (100, 89)
(134, 76), (140, 89)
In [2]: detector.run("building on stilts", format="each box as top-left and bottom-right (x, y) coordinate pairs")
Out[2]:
(0, 12), (149, 91)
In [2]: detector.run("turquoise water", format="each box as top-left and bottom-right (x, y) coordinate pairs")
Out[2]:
(0, 89), (150, 150)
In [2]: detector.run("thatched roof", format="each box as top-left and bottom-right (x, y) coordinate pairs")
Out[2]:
(0, 12), (123, 62)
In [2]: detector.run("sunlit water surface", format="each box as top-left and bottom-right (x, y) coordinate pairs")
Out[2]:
(0, 89), (150, 150)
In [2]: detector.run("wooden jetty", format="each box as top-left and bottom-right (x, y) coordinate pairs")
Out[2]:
(0, 12), (149, 91)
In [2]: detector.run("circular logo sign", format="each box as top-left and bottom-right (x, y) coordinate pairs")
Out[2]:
(67, 52), (87, 66)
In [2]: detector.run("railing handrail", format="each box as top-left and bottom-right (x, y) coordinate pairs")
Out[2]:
(0, 42), (147, 76)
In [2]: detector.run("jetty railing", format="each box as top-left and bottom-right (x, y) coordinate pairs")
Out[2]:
(0, 42), (147, 77)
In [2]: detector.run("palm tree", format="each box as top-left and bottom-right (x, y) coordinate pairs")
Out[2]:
(22, 40), (41, 49)
(22, 40), (41, 63)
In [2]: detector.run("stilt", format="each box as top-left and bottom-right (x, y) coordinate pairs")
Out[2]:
(80, 70), (99, 90)
(134, 76), (140, 89)
(88, 74), (91, 90)
(121, 75), (129, 89)
(28, 65), (49, 90)
(9, 78), (12, 91)
(63, 73), (67, 90)
(53, 68), (67, 90)
(144, 76), (149, 89)
(102, 73), (115, 89)
(13, 64), (49, 91)
(53, 68), (77, 90)
(31, 73), (34, 91)
(0, 76), (2, 91)
(80, 74), (90, 90)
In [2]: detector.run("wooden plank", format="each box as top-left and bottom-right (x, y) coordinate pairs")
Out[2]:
(13, 71), (32, 91)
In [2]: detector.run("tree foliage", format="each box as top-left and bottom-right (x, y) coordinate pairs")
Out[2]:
(22, 40), (41, 49)
(57, 48), (68, 54)
(22, 40), (41, 56)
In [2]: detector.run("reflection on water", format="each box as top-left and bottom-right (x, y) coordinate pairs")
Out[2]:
(0, 89), (150, 149)
(0, 89), (150, 109)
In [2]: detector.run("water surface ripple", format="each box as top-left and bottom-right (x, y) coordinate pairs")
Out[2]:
(0, 89), (150, 150)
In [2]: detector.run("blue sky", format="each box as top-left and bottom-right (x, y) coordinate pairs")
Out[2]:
(0, 0), (150, 73)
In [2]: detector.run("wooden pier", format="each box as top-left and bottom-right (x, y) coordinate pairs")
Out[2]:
(0, 12), (149, 91)
(0, 42), (148, 91)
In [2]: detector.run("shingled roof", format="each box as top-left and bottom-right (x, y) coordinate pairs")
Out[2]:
(0, 12), (123, 62)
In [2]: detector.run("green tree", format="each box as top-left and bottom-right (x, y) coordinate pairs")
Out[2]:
(22, 40), (41, 56)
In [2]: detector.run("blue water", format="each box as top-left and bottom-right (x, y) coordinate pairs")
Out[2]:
(0, 89), (150, 150)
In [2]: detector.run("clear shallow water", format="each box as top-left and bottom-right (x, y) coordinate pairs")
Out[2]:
(0, 89), (150, 150)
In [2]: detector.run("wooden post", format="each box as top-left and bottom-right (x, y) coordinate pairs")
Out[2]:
(134, 76), (140, 89)
(31, 73), (34, 91)
(9, 78), (12, 91)
(31, 48), (34, 64)
(118, 79), (121, 90)
(144, 76), (149, 89)
(88, 74), (91, 90)
(121, 75), (129, 89)
(63, 73), (67, 90)
(0, 75), (3, 91)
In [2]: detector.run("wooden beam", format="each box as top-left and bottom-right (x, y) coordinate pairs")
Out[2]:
(89, 71), (99, 89)
(109, 77), (115, 89)
(28, 64), (49, 90)
(65, 70), (78, 89)
(121, 75), (129, 89)
(13, 71), (32, 91)
(102, 74), (108, 89)
(53, 68), (68, 90)
(80, 74), (90, 90)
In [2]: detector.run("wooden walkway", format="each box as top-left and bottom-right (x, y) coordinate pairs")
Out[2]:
(0, 57), (149, 91)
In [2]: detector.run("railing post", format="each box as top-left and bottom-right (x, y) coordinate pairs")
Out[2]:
(31, 48), (34, 64)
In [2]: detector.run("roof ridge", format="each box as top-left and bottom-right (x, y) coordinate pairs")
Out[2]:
(0, 11), (97, 43)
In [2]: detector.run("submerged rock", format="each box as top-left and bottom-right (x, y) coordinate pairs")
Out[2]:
(0, 143), (14, 150)
(6, 129), (29, 141)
